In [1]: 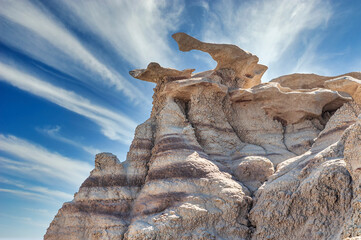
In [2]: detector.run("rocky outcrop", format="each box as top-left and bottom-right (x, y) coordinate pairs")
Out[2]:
(271, 72), (361, 90)
(172, 32), (267, 89)
(325, 76), (361, 105)
(249, 102), (360, 240)
(129, 62), (195, 83)
(229, 82), (350, 124)
(45, 33), (361, 240)
(341, 116), (361, 239)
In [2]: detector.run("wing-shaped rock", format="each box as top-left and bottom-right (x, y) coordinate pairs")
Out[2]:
(129, 62), (195, 83)
(172, 32), (267, 88)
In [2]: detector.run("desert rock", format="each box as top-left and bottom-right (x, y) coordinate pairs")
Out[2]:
(271, 72), (361, 90)
(45, 33), (361, 240)
(172, 32), (267, 88)
(129, 62), (195, 83)
(230, 82), (350, 124)
(325, 76), (361, 105)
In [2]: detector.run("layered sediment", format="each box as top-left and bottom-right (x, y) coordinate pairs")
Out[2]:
(45, 33), (361, 240)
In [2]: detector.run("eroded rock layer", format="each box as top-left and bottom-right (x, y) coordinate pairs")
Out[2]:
(45, 33), (361, 240)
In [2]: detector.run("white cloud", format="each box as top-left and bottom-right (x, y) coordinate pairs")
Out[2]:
(61, 0), (184, 68)
(0, 212), (49, 228)
(0, 62), (136, 143)
(0, 0), (145, 102)
(0, 135), (91, 186)
(0, 187), (72, 202)
(201, 0), (333, 80)
(23, 208), (51, 216)
(0, 174), (73, 201)
(27, 186), (73, 200)
(37, 126), (101, 155)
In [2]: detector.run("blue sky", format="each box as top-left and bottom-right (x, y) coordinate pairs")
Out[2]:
(0, 0), (360, 238)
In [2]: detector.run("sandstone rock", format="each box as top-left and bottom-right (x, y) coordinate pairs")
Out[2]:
(325, 76), (361, 105)
(249, 101), (360, 240)
(232, 156), (274, 193)
(230, 82), (351, 124)
(172, 32), (267, 88)
(271, 72), (361, 90)
(45, 33), (361, 240)
(129, 62), (195, 83)
(45, 119), (155, 240)
(341, 117), (361, 238)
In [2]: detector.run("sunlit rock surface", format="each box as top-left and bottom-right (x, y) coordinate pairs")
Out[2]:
(325, 76), (361, 105)
(45, 33), (361, 240)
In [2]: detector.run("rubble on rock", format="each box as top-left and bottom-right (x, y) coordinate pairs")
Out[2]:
(45, 33), (361, 240)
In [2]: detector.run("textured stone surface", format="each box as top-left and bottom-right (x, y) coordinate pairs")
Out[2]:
(45, 33), (361, 240)
(341, 116), (361, 238)
(230, 82), (350, 124)
(232, 156), (274, 193)
(249, 102), (360, 240)
(271, 72), (361, 90)
(325, 76), (361, 105)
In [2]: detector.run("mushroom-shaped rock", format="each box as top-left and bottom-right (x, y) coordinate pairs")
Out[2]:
(233, 156), (274, 192)
(324, 76), (361, 105)
(271, 72), (361, 90)
(230, 82), (351, 124)
(129, 62), (195, 83)
(172, 32), (267, 89)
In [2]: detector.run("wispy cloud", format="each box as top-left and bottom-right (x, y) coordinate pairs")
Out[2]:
(201, 0), (333, 80)
(37, 125), (101, 155)
(0, 135), (91, 186)
(0, 212), (49, 228)
(0, 157), (76, 191)
(23, 208), (51, 216)
(0, 188), (71, 203)
(0, 0), (145, 102)
(61, 0), (184, 68)
(0, 174), (73, 202)
(0, 62), (136, 143)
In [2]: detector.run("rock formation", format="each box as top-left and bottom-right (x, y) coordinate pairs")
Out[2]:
(172, 32), (267, 89)
(45, 33), (361, 240)
(271, 72), (361, 90)
(325, 76), (361, 105)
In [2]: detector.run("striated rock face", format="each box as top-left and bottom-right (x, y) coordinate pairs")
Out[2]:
(45, 33), (361, 240)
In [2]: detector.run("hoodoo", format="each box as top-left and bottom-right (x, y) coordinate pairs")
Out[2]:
(45, 33), (361, 240)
